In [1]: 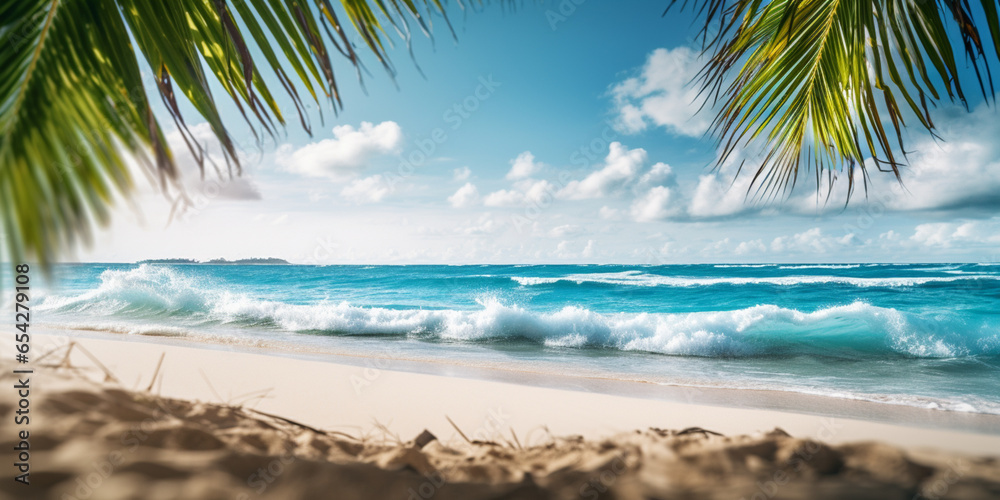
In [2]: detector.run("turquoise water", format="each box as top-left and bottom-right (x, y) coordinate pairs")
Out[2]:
(24, 263), (1000, 414)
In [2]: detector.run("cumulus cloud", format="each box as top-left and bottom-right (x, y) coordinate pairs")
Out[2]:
(448, 182), (481, 208)
(481, 143), (685, 222)
(628, 162), (682, 221)
(341, 175), (392, 203)
(506, 151), (544, 180)
(557, 143), (684, 221)
(909, 220), (1000, 248)
(603, 79), (997, 223)
(482, 189), (523, 207)
(453, 166), (472, 182)
(521, 179), (557, 205)
(693, 99), (1000, 218)
(484, 179), (557, 207)
(734, 239), (767, 256)
(873, 103), (1000, 213)
(277, 121), (402, 181)
(630, 186), (682, 222)
(550, 224), (584, 237)
(688, 160), (756, 219)
(456, 98), (1000, 230)
(610, 47), (712, 137)
(769, 228), (859, 254)
(554, 239), (595, 260)
(559, 142), (648, 199)
(636, 163), (677, 191)
(461, 213), (502, 235)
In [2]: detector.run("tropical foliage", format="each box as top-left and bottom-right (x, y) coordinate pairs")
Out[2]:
(677, 0), (1000, 201)
(0, 0), (472, 271)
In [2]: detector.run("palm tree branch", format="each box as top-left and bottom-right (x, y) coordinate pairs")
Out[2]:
(1, 0), (506, 273)
(681, 0), (1000, 201)
(0, 0), (58, 143)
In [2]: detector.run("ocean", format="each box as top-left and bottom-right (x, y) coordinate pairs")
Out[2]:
(21, 262), (1000, 415)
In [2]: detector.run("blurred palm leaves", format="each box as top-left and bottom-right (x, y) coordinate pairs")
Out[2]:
(678, 0), (1000, 201)
(0, 0), (473, 271)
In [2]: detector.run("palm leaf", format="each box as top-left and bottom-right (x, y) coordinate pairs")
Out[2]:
(1, 0), (155, 269)
(0, 0), (497, 274)
(675, 0), (1000, 202)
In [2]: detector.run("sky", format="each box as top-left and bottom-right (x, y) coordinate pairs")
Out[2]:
(80, 0), (1000, 264)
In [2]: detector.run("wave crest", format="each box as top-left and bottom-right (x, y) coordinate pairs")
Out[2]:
(511, 271), (1000, 288)
(38, 266), (999, 359)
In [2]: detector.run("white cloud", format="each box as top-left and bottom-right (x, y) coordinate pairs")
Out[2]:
(628, 162), (682, 222)
(341, 175), (392, 203)
(630, 186), (681, 222)
(689, 174), (753, 219)
(559, 142), (648, 199)
(769, 228), (859, 254)
(910, 221), (1000, 248)
(483, 189), (524, 207)
(911, 223), (963, 247)
(277, 121), (402, 180)
(636, 162), (676, 191)
(461, 213), (502, 235)
(761, 102), (1000, 217)
(685, 150), (770, 220)
(506, 151), (543, 180)
(613, 91), (1000, 223)
(874, 103), (1000, 213)
(481, 144), (684, 223)
(734, 239), (767, 256)
(599, 206), (623, 220)
(611, 47), (711, 137)
(448, 182), (481, 208)
(453, 166), (472, 182)
(521, 179), (557, 205)
(550, 224), (584, 237)
(554, 240), (595, 260)
(483, 179), (556, 207)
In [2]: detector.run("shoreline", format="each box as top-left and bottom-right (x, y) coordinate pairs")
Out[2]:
(34, 324), (1000, 436)
(16, 330), (1000, 456)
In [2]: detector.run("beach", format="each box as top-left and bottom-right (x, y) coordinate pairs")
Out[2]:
(2, 330), (999, 499)
(6, 0), (1000, 496)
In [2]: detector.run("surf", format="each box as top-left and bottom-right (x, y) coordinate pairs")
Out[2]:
(37, 265), (999, 360)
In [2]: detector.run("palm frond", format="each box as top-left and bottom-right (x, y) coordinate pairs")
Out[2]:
(1, 0), (156, 268)
(0, 0), (494, 273)
(676, 0), (1000, 201)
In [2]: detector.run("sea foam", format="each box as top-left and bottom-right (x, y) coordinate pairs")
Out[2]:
(510, 270), (999, 288)
(38, 265), (999, 359)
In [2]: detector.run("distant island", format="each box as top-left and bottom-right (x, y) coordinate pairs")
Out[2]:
(138, 258), (290, 265)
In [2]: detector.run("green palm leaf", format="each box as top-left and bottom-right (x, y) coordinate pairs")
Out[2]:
(0, 0), (489, 273)
(678, 0), (1000, 201)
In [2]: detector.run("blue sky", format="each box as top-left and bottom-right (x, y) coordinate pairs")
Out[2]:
(83, 0), (1000, 264)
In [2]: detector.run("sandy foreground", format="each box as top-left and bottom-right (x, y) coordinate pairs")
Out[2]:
(0, 332), (998, 499)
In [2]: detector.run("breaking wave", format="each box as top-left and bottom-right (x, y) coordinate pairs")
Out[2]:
(510, 270), (1000, 288)
(38, 265), (999, 359)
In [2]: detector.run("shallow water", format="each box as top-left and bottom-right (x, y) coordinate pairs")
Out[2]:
(18, 262), (1000, 414)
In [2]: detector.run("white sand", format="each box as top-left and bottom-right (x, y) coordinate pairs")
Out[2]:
(15, 331), (1000, 456)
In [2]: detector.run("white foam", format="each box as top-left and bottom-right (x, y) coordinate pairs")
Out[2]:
(777, 264), (861, 269)
(511, 271), (999, 288)
(36, 265), (996, 359)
